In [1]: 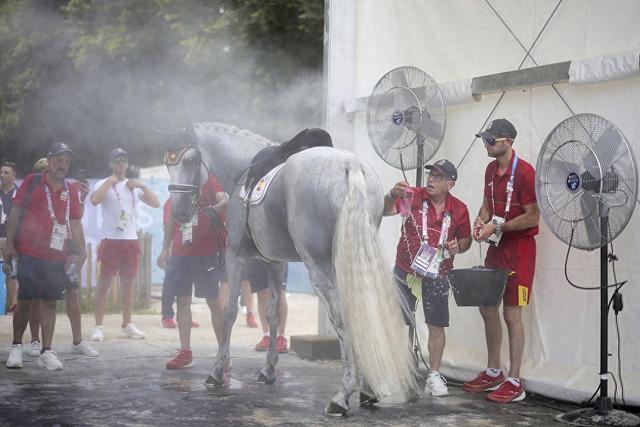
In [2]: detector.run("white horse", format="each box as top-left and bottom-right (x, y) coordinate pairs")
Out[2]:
(164, 123), (417, 416)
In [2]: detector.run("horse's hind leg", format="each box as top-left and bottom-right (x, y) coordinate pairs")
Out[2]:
(307, 263), (357, 417)
(205, 254), (244, 386)
(258, 262), (286, 384)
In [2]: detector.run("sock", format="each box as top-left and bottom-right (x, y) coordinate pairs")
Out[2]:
(486, 368), (502, 377)
(41, 348), (51, 354)
(507, 377), (520, 386)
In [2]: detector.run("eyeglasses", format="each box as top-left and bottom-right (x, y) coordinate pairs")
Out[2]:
(426, 172), (450, 182)
(481, 135), (509, 146)
(111, 157), (128, 164)
(1, 161), (16, 169)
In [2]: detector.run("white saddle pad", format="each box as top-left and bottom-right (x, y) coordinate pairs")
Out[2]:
(239, 163), (285, 206)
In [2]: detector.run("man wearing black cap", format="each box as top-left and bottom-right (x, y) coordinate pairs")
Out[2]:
(464, 119), (540, 403)
(4, 142), (90, 370)
(90, 148), (159, 342)
(383, 159), (472, 397)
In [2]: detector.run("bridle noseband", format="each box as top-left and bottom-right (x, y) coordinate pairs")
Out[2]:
(165, 144), (204, 197)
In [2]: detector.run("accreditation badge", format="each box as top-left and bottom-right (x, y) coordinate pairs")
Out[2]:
(410, 242), (440, 278)
(181, 220), (193, 244)
(115, 209), (130, 231)
(50, 222), (68, 251)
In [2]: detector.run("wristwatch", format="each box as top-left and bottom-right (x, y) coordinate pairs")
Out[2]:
(495, 221), (503, 236)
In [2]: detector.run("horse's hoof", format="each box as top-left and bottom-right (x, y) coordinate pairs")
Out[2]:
(324, 400), (348, 417)
(257, 370), (276, 384)
(204, 373), (224, 387)
(359, 391), (379, 408)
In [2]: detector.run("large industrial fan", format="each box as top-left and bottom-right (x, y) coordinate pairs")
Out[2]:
(535, 113), (639, 426)
(366, 66), (446, 186)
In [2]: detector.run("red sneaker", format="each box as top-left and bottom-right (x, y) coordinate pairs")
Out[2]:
(246, 313), (258, 328)
(487, 380), (526, 403)
(166, 349), (194, 369)
(463, 370), (505, 393)
(255, 335), (270, 351)
(276, 335), (288, 354)
(161, 318), (177, 329)
(191, 320), (200, 328)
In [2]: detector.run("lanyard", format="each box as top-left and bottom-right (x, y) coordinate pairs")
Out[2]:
(420, 199), (451, 247)
(113, 180), (136, 212)
(491, 155), (519, 218)
(44, 180), (70, 229)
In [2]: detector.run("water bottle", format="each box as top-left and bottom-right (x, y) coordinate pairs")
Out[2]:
(65, 257), (78, 285)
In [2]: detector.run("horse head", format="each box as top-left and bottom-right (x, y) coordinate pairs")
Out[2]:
(163, 125), (208, 223)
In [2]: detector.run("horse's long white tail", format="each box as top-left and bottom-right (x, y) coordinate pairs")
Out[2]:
(334, 165), (418, 398)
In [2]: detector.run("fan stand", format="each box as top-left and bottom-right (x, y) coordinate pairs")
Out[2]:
(556, 213), (640, 426)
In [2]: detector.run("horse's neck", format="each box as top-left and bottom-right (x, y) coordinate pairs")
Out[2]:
(199, 130), (269, 193)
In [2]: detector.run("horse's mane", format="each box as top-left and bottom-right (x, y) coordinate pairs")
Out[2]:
(195, 122), (275, 147)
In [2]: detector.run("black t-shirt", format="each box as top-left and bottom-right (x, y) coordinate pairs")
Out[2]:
(0, 184), (17, 237)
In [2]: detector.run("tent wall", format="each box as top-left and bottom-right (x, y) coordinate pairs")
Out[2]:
(325, 0), (640, 405)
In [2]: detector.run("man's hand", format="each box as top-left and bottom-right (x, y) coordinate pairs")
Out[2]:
(476, 222), (497, 242)
(444, 239), (460, 256)
(157, 248), (169, 269)
(3, 242), (17, 265)
(389, 181), (410, 199)
(126, 179), (146, 190)
(76, 180), (90, 203)
(472, 217), (485, 241)
(107, 175), (119, 186)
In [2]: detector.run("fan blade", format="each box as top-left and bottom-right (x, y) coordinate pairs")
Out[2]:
(392, 88), (415, 112)
(580, 192), (602, 249)
(381, 123), (405, 148)
(388, 68), (409, 88)
(593, 126), (626, 171)
(419, 114), (443, 141)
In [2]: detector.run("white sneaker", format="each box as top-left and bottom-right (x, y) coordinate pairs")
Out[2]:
(6, 344), (23, 369)
(28, 341), (42, 357)
(37, 350), (63, 371)
(72, 341), (100, 358)
(91, 326), (104, 341)
(425, 371), (449, 397)
(121, 323), (145, 339)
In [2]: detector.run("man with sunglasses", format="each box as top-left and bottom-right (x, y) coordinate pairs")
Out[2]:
(384, 159), (472, 397)
(1, 161), (19, 313)
(90, 148), (159, 342)
(464, 119), (540, 403)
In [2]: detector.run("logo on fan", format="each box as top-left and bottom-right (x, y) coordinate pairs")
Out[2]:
(566, 172), (581, 192)
(392, 111), (404, 125)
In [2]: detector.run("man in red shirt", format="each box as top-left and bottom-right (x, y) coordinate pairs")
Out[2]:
(384, 159), (472, 397)
(4, 142), (87, 371)
(157, 174), (228, 369)
(464, 119), (540, 403)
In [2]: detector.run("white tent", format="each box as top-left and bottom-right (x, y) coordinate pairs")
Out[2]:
(324, 0), (640, 405)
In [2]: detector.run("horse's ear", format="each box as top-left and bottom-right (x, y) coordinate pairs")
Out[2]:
(182, 123), (198, 146)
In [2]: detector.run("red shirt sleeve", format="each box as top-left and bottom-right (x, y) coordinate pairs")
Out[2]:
(163, 199), (171, 225)
(455, 205), (471, 239)
(518, 164), (537, 206)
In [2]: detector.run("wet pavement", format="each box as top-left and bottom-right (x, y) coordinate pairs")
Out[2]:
(0, 293), (578, 426)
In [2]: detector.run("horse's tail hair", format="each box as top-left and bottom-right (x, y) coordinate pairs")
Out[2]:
(334, 164), (418, 399)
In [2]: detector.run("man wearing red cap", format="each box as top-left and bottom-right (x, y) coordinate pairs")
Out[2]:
(384, 159), (472, 397)
(465, 119), (540, 403)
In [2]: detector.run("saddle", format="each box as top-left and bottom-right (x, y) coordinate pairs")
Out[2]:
(239, 128), (333, 259)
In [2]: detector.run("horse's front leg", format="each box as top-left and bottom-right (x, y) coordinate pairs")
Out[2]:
(205, 254), (243, 386)
(258, 262), (286, 384)
(307, 264), (358, 416)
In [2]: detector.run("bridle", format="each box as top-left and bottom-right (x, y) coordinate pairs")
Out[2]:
(165, 144), (205, 197)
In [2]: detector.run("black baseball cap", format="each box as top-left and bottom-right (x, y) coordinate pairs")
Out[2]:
(476, 119), (517, 140)
(109, 148), (128, 161)
(425, 159), (458, 181)
(47, 141), (74, 157)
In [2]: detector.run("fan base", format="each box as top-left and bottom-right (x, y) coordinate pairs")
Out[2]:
(555, 406), (640, 426)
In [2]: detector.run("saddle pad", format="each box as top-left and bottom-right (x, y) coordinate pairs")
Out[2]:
(239, 163), (285, 206)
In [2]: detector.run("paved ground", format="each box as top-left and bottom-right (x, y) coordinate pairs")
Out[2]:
(0, 292), (580, 426)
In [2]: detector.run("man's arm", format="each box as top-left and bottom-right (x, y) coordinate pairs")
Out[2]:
(128, 179), (160, 208)
(473, 197), (492, 241)
(383, 181), (409, 216)
(69, 219), (87, 268)
(90, 176), (117, 206)
(2, 207), (21, 262)
(475, 202), (539, 242)
(157, 216), (175, 269)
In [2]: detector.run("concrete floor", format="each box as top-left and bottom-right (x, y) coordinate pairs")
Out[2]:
(0, 293), (580, 426)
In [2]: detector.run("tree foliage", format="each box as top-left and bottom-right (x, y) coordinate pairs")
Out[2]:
(0, 0), (324, 177)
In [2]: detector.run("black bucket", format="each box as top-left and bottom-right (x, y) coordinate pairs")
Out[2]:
(448, 267), (509, 307)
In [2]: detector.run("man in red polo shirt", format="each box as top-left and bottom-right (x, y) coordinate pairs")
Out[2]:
(384, 159), (472, 397)
(4, 142), (87, 371)
(464, 119), (540, 403)
(156, 174), (228, 369)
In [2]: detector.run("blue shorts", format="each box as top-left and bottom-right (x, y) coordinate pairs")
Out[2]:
(164, 255), (221, 299)
(394, 266), (450, 327)
(17, 256), (70, 301)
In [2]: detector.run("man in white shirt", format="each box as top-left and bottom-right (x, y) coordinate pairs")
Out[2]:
(90, 148), (159, 341)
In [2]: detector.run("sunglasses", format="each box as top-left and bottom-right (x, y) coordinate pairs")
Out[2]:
(481, 135), (509, 146)
(1, 161), (17, 168)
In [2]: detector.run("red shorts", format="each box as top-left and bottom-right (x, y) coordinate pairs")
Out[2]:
(98, 239), (140, 279)
(485, 237), (536, 306)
